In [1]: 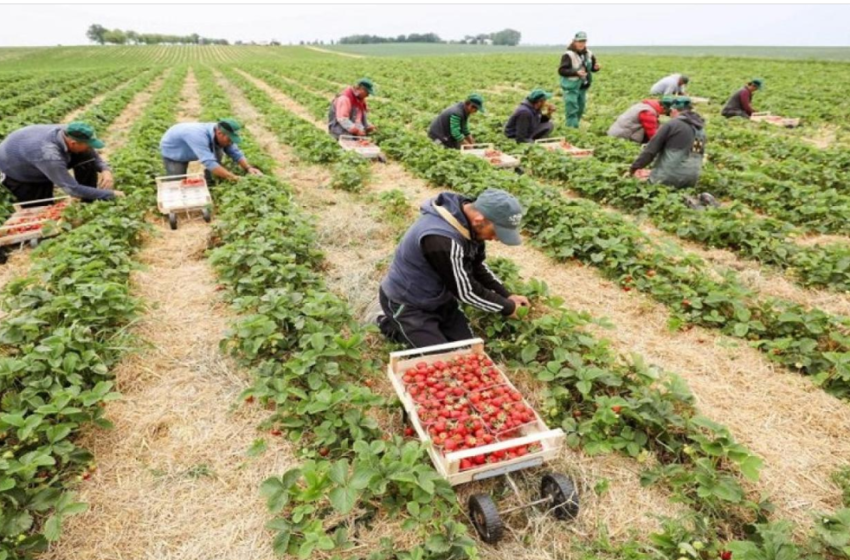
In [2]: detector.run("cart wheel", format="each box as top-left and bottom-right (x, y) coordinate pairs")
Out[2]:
(468, 494), (503, 544)
(202, 207), (212, 223)
(28, 238), (38, 249)
(540, 473), (579, 521)
(168, 213), (178, 230)
(0, 249), (8, 265)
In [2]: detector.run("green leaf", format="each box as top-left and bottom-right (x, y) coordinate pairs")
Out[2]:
(272, 528), (291, 555)
(328, 486), (358, 514)
(247, 439), (268, 457)
(521, 343), (539, 364)
(328, 460), (349, 487)
(425, 534), (452, 553)
(43, 514), (62, 542)
(739, 455), (763, 482)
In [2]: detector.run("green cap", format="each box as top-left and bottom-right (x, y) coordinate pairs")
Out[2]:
(574, 31), (588, 41)
(527, 88), (553, 103)
(681, 75), (690, 84)
(356, 77), (374, 95)
(466, 93), (485, 114)
(473, 188), (524, 246)
(660, 95), (676, 109)
(750, 77), (764, 89)
(672, 96), (692, 109)
(217, 118), (243, 145)
(65, 121), (104, 149)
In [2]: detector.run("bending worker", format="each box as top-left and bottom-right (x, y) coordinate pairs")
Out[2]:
(608, 96), (675, 144)
(377, 188), (530, 348)
(328, 78), (376, 139)
(650, 73), (689, 96)
(629, 98), (712, 202)
(504, 88), (556, 143)
(159, 118), (263, 183)
(721, 78), (764, 119)
(0, 121), (122, 204)
(428, 94), (485, 149)
(558, 31), (600, 128)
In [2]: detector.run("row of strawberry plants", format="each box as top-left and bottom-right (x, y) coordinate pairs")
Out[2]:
(196, 66), (478, 560)
(0, 70), (100, 115)
(0, 68), (138, 140)
(0, 67), (184, 559)
(254, 66), (850, 402)
(231, 76), (777, 545)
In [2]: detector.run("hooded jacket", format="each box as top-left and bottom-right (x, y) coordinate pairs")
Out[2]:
(381, 192), (514, 315)
(504, 100), (551, 143)
(630, 110), (706, 188)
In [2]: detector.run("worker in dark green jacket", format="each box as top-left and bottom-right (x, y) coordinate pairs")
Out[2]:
(558, 31), (600, 128)
(428, 94), (484, 149)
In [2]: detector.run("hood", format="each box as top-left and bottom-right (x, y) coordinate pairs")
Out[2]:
(421, 192), (473, 232)
(677, 110), (705, 130)
(642, 99), (664, 114)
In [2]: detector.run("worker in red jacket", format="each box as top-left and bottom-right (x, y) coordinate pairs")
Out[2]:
(607, 96), (675, 144)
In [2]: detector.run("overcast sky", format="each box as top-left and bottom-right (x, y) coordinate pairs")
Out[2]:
(1, 4), (849, 47)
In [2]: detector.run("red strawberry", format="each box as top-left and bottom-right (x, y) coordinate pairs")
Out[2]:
(720, 552), (732, 560)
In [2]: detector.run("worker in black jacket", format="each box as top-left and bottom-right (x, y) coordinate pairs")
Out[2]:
(504, 89), (555, 143)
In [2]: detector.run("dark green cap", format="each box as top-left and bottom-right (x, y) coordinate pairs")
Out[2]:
(466, 93), (485, 114)
(681, 75), (690, 84)
(750, 77), (764, 89)
(672, 97), (692, 109)
(356, 77), (374, 95)
(661, 95), (676, 109)
(65, 121), (104, 149)
(474, 188), (524, 246)
(574, 31), (588, 41)
(527, 88), (553, 103)
(217, 118), (243, 145)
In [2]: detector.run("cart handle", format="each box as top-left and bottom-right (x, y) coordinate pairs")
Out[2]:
(11, 195), (70, 210)
(534, 137), (566, 144)
(389, 338), (484, 360)
(460, 143), (494, 151)
(751, 111), (772, 117)
(444, 429), (565, 462)
(339, 134), (374, 142)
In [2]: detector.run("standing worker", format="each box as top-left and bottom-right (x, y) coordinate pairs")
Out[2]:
(504, 88), (556, 143)
(721, 78), (764, 119)
(328, 78), (376, 139)
(159, 118), (263, 183)
(608, 96), (675, 144)
(558, 31), (600, 128)
(377, 188), (530, 348)
(428, 94), (485, 149)
(0, 121), (122, 204)
(650, 73), (689, 96)
(628, 98), (716, 208)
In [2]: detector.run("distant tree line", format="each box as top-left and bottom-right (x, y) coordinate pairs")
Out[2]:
(86, 24), (229, 45)
(338, 29), (521, 46)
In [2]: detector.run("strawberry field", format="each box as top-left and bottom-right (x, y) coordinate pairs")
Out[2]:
(0, 45), (849, 560)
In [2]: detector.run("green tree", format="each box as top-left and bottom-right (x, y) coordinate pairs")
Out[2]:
(491, 28), (521, 46)
(86, 24), (107, 45)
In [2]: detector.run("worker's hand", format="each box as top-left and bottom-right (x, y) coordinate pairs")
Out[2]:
(112, 189), (126, 198)
(247, 167), (264, 176)
(628, 168), (637, 177)
(99, 170), (114, 190)
(365, 125), (377, 134)
(593, 63), (601, 71)
(508, 294), (531, 309)
(577, 69), (588, 78)
(352, 128), (366, 137)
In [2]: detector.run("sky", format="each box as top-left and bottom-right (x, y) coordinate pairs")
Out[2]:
(0, 3), (849, 47)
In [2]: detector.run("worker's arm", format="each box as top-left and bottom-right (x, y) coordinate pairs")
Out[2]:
(224, 145), (263, 176)
(638, 110), (659, 141)
(471, 244), (512, 298)
(192, 137), (239, 181)
(558, 53), (579, 78)
(334, 96), (364, 135)
(591, 54), (600, 72)
(630, 122), (670, 172)
(740, 89), (754, 116)
(514, 112), (533, 144)
(33, 150), (115, 200)
(421, 235), (516, 316)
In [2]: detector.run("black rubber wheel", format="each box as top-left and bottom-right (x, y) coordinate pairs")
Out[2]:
(468, 494), (503, 544)
(168, 213), (178, 230)
(540, 473), (580, 520)
(202, 207), (212, 223)
(0, 248), (8, 265)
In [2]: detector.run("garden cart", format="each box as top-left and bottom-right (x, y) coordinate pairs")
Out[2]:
(155, 172), (213, 230)
(387, 338), (579, 544)
(0, 195), (72, 253)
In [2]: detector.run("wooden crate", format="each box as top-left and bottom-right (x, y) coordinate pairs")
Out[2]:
(461, 143), (521, 169)
(387, 339), (565, 486)
(751, 112), (801, 128)
(339, 135), (383, 159)
(155, 173), (212, 214)
(0, 196), (70, 247)
(535, 137), (594, 158)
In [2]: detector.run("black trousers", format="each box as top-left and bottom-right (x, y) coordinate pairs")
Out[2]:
(378, 287), (474, 349)
(2, 150), (101, 207)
